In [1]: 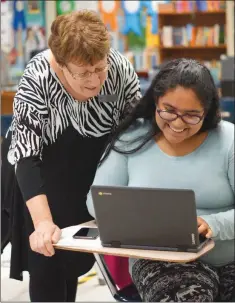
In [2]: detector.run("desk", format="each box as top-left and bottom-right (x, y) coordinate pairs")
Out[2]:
(1, 91), (15, 115)
(54, 221), (215, 263)
(1, 91), (15, 137)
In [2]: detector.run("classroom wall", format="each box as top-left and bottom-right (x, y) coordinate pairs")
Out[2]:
(1, 0), (47, 83)
(1, 0), (234, 85)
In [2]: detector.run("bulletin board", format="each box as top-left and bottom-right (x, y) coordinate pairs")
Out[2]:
(1, 0), (47, 84)
(55, 0), (170, 71)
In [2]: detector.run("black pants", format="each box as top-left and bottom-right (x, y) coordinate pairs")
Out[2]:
(29, 253), (78, 302)
(29, 276), (78, 302)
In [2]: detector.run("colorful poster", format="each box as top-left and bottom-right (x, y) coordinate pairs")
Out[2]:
(27, 0), (41, 14)
(127, 9), (146, 50)
(98, 0), (118, 31)
(146, 15), (159, 48)
(56, 0), (75, 15)
(1, 0), (14, 85)
(141, 0), (159, 34)
(3, 0), (47, 83)
(25, 1), (46, 62)
(122, 0), (142, 36)
(7, 0), (27, 82)
(26, 0), (45, 24)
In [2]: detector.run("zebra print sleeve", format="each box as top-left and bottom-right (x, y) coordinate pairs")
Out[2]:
(122, 58), (142, 116)
(8, 71), (48, 165)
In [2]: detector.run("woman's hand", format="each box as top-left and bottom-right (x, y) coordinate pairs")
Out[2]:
(197, 217), (213, 238)
(29, 220), (61, 257)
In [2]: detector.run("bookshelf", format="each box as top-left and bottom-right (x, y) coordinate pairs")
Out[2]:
(158, 10), (226, 16)
(158, 3), (227, 63)
(160, 45), (226, 50)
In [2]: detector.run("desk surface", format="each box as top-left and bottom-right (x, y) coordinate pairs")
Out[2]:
(1, 91), (15, 115)
(54, 221), (215, 263)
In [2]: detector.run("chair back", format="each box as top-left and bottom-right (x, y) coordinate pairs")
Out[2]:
(103, 255), (133, 289)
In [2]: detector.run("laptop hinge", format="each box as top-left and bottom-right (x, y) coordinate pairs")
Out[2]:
(110, 241), (121, 248)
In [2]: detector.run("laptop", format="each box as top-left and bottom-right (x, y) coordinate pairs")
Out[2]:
(91, 185), (210, 253)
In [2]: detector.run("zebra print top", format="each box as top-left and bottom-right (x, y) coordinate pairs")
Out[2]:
(7, 48), (141, 165)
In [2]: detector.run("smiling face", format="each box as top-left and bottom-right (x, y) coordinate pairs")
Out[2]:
(155, 86), (205, 145)
(62, 56), (109, 99)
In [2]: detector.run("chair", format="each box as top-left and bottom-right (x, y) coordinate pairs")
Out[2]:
(220, 97), (235, 124)
(94, 253), (142, 302)
(1, 115), (12, 137)
(94, 254), (235, 302)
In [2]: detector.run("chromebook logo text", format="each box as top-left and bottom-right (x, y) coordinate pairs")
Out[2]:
(98, 192), (112, 196)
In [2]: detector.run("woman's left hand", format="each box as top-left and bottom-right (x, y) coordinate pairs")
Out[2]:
(197, 217), (213, 238)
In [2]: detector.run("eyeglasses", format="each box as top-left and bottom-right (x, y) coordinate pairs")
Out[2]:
(156, 109), (204, 125)
(64, 64), (110, 80)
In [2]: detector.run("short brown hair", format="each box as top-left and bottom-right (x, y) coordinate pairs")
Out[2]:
(48, 10), (111, 66)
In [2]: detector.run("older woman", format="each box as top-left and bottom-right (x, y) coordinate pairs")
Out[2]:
(2, 10), (141, 302)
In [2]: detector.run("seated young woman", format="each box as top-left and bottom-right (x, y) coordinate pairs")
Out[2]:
(86, 58), (234, 302)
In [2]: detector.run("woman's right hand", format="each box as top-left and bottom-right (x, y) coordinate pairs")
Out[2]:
(29, 220), (62, 257)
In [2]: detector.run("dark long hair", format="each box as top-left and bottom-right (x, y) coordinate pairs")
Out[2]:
(100, 58), (221, 165)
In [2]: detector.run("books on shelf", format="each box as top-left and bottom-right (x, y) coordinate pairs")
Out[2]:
(195, 0), (226, 12)
(162, 26), (173, 47)
(161, 24), (225, 47)
(175, 0), (194, 12)
(124, 50), (159, 71)
(175, 0), (226, 12)
(123, 50), (221, 85)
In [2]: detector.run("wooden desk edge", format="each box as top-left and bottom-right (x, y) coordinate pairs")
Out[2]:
(55, 241), (214, 263)
(54, 221), (215, 263)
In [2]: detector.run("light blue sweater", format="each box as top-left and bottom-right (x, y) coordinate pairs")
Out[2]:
(86, 120), (234, 270)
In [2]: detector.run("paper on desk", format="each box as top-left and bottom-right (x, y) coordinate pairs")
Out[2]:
(55, 224), (101, 248)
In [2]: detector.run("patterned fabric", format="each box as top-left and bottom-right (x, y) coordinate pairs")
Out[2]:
(132, 260), (235, 302)
(7, 48), (141, 165)
(218, 262), (235, 302)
